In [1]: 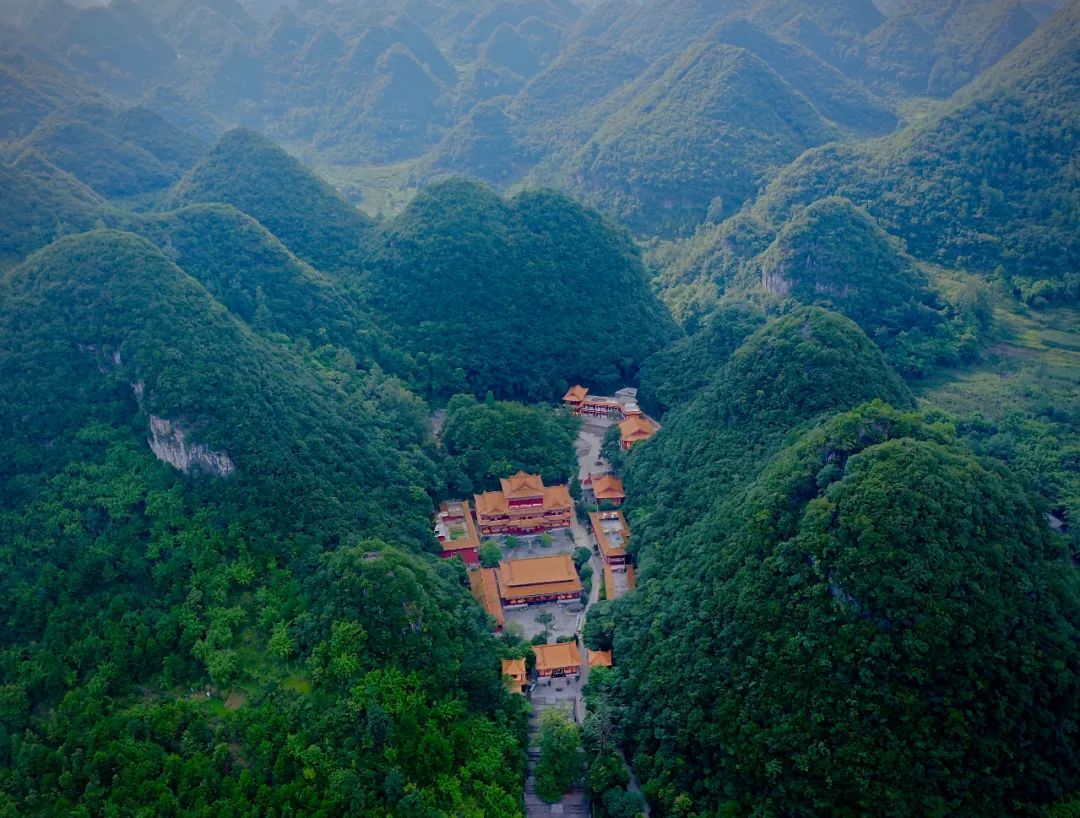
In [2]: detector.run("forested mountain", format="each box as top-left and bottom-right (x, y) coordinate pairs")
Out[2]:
(618, 399), (1080, 816)
(663, 0), (1079, 309)
(0, 50), (103, 138)
(0, 153), (104, 264)
(864, 0), (1039, 95)
(563, 41), (839, 235)
(170, 128), (372, 273)
(0, 228), (526, 815)
(121, 204), (390, 367)
(364, 178), (679, 398)
(1, 1), (1077, 815)
(19, 103), (205, 197)
(612, 309), (1080, 814)
(1, 0), (1048, 238)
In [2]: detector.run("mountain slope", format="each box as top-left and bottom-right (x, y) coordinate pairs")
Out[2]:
(18, 0), (177, 95)
(723, 1), (1080, 302)
(0, 157), (104, 265)
(21, 105), (205, 198)
(565, 41), (839, 235)
(708, 19), (896, 135)
(617, 401), (1080, 816)
(124, 204), (389, 365)
(0, 228), (526, 816)
(170, 128), (374, 273)
(1, 229), (425, 536)
(0, 50), (102, 139)
(365, 179), (680, 398)
(864, 0), (1039, 96)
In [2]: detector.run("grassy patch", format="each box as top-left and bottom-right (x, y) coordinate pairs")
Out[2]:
(282, 675), (313, 696)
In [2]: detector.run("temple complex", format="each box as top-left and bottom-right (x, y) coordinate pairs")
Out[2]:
(497, 553), (583, 606)
(474, 471), (573, 535)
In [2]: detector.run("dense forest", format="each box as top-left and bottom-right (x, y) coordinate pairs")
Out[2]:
(0, 0), (1078, 815)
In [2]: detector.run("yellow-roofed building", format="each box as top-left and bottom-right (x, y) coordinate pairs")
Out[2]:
(534, 642), (582, 678)
(496, 553), (582, 606)
(474, 471), (573, 536)
(501, 658), (527, 693)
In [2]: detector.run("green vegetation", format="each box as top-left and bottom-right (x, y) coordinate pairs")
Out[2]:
(0, 229), (526, 816)
(440, 393), (580, 494)
(760, 197), (973, 376)
(533, 707), (584, 803)
(170, 129), (374, 273)
(615, 401), (1080, 815)
(365, 179), (679, 399)
(122, 203), (392, 367)
(566, 42), (838, 235)
(0, 157), (104, 266)
(752, 3), (1080, 303)
(626, 307), (913, 568)
(863, 0), (1038, 96)
(479, 540), (503, 568)
(582, 667), (645, 818)
(600, 424), (626, 473)
(637, 301), (767, 415)
(19, 104), (205, 198)
(583, 600), (615, 652)
(2, 4), (1078, 815)
(915, 300), (1080, 559)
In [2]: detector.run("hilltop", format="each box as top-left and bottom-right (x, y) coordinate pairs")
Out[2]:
(170, 128), (374, 273)
(617, 401), (1080, 816)
(565, 42), (839, 235)
(364, 178), (680, 398)
(752, 1), (1080, 302)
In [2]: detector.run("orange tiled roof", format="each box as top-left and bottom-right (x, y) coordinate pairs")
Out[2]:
(474, 490), (509, 516)
(590, 510), (629, 558)
(543, 484), (573, 509)
(592, 475), (625, 501)
(500, 578), (583, 598)
(469, 568), (505, 626)
(534, 642), (582, 673)
(500, 471), (545, 499)
(563, 384), (588, 402)
(619, 415), (655, 443)
(498, 551), (578, 583)
(498, 554), (578, 588)
(502, 658), (527, 680)
(587, 650), (613, 668)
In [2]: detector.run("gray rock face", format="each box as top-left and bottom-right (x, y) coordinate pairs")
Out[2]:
(147, 415), (235, 477)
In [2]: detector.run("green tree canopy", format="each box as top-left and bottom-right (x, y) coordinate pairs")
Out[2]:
(440, 393), (580, 494)
(533, 707), (584, 803)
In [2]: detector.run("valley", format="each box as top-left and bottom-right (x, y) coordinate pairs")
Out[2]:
(0, 0), (1077, 816)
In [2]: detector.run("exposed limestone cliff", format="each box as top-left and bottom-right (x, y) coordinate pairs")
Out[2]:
(147, 415), (235, 477)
